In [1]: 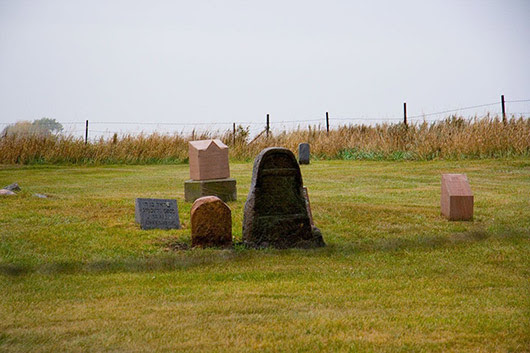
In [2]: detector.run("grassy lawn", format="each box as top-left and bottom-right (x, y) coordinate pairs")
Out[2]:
(1, 159), (529, 352)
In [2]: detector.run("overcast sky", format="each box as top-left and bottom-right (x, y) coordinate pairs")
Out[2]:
(1, 0), (529, 136)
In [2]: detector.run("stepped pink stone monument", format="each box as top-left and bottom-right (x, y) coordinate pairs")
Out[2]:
(189, 139), (230, 180)
(441, 174), (474, 221)
(184, 139), (237, 202)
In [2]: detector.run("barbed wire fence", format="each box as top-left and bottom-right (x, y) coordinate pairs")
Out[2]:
(1, 95), (529, 144)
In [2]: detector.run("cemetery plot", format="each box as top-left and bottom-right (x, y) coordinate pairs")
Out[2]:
(1, 159), (529, 352)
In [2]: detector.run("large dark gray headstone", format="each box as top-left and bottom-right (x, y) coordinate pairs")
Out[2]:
(135, 198), (181, 230)
(242, 147), (325, 248)
(298, 143), (310, 165)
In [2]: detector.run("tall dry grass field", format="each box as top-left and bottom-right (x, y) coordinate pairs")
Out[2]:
(1, 115), (528, 164)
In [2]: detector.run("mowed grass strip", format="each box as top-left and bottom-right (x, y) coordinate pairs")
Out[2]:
(1, 159), (529, 352)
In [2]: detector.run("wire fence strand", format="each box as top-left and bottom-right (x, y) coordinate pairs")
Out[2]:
(506, 99), (530, 103)
(1, 99), (528, 135)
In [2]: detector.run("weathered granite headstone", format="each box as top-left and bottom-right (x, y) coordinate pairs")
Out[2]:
(184, 139), (237, 202)
(135, 198), (181, 230)
(441, 174), (474, 221)
(191, 196), (232, 248)
(243, 147), (325, 248)
(298, 143), (310, 165)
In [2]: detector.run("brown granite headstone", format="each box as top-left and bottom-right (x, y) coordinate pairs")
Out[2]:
(191, 196), (232, 248)
(441, 174), (474, 221)
(242, 147), (325, 248)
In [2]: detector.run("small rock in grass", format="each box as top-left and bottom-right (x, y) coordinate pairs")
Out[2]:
(33, 193), (49, 199)
(3, 183), (20, 192)
(0, 189), (16, 196)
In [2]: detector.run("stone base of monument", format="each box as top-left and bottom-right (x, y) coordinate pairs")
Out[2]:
(184, 178), (237, 203)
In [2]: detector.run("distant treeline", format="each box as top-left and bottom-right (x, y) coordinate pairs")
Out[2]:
(1, 115), (529, 164)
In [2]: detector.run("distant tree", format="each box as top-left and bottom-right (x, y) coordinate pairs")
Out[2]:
(1, 118), (63, 137)
(32, 118), (63, 134)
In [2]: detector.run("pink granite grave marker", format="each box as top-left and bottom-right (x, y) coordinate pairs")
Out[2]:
(188, 139), (229, 181)
(441, 174), (474, 221)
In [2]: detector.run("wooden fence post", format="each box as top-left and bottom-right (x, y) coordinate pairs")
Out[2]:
(326, 112), (329, 135)
(501, 95), (506, 124)
(266, 114), (270, 137)
(85, 120), (89, 144)
(403, 102), (407, 127)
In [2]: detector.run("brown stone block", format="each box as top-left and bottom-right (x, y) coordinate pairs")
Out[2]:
(189, 139), (230, 181)
(191, 196), (232, 248)
(441, 174), (474, 221)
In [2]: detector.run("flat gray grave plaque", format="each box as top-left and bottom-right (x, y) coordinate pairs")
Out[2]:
(135, 198), (181, 230)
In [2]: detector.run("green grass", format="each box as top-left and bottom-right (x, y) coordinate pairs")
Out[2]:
(1, 159), (529, 352)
